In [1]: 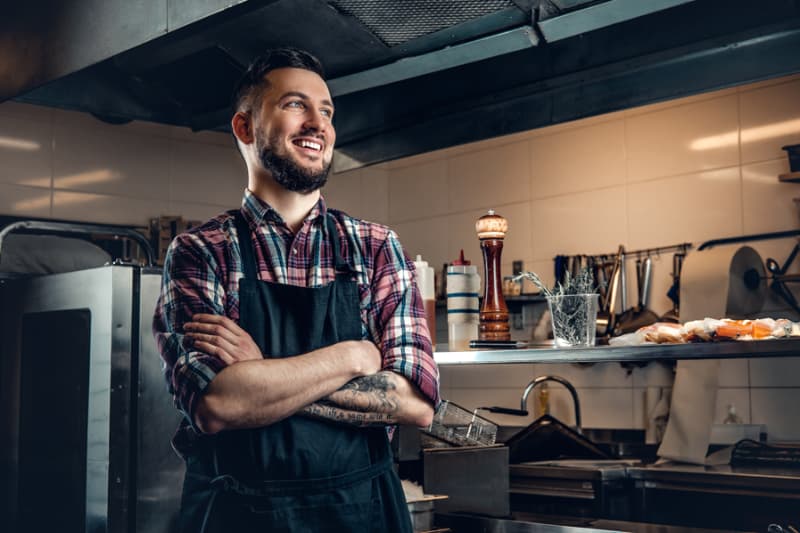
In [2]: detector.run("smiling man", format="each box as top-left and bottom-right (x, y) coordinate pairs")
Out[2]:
(152, 48), (439, 532)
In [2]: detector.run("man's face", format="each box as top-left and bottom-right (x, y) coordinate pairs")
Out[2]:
(252, 67), (336, 193)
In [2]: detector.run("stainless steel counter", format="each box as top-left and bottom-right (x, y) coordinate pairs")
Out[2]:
(628, 462), (800, 494)
(510, 460), (800, 494)
(435, 512), (740, 532)
(433, 338), (800, 365)
(511, 460), (633, 483)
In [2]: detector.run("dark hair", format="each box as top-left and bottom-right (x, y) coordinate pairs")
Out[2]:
(231, 47), (326, 115)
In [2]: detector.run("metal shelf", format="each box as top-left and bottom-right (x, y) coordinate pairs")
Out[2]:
(433, 338), (800, 365)
(435, 294), (546, 308)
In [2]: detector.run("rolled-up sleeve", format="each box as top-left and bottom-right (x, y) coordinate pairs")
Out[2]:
(152, 233), (228, 426)
(368, 231), (440, 407)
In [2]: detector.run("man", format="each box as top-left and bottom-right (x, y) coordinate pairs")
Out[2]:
(153, 47), (439, 532)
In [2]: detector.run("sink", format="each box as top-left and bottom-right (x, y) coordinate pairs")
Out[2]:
(503, 416), (611, 463)
(581, 428), (659, 462)
(497, 425), (659, 462)
(596, 442), (659, 462)
(580, 428), (644, 443)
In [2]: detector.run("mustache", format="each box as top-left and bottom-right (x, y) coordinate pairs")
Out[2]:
(291, 128), (326, 143)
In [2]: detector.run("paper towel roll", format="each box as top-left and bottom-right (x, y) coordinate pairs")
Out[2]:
(657, 359), (720, 464)
(680, 245), (767, 321)
(658, 245), (766, 465)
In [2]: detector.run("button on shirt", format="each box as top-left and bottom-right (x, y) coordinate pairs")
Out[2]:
(153, 190), (440, 452)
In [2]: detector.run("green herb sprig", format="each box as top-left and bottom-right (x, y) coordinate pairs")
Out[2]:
(514, 267), (596, 297)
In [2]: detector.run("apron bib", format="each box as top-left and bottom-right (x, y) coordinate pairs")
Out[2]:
(177, 211), (412, 533)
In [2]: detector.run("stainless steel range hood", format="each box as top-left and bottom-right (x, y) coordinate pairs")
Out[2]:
(4, 0), (800, 170)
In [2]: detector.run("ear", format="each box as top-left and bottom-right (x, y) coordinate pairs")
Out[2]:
(231, 111), (254, 145)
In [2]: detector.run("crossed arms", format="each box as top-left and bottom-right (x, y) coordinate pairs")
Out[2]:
(186, 314), (434, 434)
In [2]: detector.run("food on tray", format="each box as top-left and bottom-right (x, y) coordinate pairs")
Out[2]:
(609, 317), (800, 346)
(683, 318), (726, 341)
(640, 322), (685, 344)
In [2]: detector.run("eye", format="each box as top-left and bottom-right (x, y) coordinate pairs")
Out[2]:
(320, 108), (333, 119)
(285, 100), (305, 110)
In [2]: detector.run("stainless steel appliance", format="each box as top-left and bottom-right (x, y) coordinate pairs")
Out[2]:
(0, 265), (184, 532)
(628, 463), (800, 531)
(509, 461), (632, 521)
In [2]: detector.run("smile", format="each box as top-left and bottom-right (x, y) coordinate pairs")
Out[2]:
(292, 138), (323, 152)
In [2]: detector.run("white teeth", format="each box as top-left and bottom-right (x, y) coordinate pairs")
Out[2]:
(297, 139), (322, 151)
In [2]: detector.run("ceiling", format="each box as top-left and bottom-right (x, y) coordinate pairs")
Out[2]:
(3, 0), (800, 170)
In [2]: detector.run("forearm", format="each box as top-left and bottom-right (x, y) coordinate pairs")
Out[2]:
(300, 402), (397, 427)
(302, 371), (434, 428)
(195, 340), (373, 433)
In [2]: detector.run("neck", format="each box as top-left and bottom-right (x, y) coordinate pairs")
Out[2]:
(248, 172), (321, 232)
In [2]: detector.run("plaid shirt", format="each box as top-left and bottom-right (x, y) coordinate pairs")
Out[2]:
(153, 190), (439, 451)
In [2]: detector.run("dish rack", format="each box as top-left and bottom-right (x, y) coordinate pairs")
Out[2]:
(423, 400), (498, 447)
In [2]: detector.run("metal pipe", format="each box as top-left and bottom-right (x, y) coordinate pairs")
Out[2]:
(698, 229), (800, 251)
(0, 220), (156, 267)
(520, 375), (582, 434)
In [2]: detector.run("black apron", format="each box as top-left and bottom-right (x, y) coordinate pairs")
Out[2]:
(178, 211), (413, 533)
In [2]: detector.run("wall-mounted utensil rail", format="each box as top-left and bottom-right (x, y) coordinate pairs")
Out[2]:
(698, 229), (800, 251)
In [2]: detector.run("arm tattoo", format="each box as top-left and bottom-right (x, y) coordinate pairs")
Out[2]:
(299, 402), (396, 427)
(324, 371), (400, 415)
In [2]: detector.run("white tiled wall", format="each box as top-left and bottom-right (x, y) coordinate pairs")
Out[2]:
(3, 73), (800, 442)
(0, 102), (245, 227)
(326, 74), (800, 441)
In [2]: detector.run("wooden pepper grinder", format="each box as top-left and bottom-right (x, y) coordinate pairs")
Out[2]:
(475, 209), (510, 341)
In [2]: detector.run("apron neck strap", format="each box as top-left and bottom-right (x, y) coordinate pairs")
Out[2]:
(234, 209), (351, 280)
(233, 210), (258, 280)
(324, 214), (352, 275)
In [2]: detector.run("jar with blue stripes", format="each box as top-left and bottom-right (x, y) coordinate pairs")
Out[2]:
(446, 250), (480, 351)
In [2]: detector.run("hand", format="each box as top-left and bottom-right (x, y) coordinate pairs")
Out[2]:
(184, 313), (262, 365)
(351, 340), (382, 377)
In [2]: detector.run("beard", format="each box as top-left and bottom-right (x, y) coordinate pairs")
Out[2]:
(256, 130), (331, 193)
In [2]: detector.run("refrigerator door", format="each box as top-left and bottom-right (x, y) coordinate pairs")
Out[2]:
(1, 266), (129, 532)
(0, 266), (184, 533)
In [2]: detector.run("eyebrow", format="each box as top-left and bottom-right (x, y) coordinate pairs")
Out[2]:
(280, 91), (334, 109)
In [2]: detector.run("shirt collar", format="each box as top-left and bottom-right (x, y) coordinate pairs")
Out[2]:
(240, 188), (329, 229)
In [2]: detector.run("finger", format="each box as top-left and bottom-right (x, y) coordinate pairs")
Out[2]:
(189, 332), (261, 363)
(192, 313), (249, 336)
(188, 315), (246, 341)
(185, 322), (240, 346)
(192, 313), (225, 323)
(187, 332), (238, 355)
(191, 340), (236, 365)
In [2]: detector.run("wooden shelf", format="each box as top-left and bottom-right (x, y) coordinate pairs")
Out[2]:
(779, 171), (800, 183)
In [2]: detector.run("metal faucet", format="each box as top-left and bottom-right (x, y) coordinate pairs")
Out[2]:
(520, 375), (582, 434)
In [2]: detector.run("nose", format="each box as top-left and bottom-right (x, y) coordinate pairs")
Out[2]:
(303, 108), (329, 134)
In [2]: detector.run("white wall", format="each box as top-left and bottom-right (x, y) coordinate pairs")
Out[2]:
(0, 102), (246, 226)
(2, 73), (800, 440)
(328, 74), (800, 441)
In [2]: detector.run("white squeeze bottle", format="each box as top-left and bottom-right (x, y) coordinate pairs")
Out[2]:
(413, 255), (437, 348)
(446, 250), (480, 351)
